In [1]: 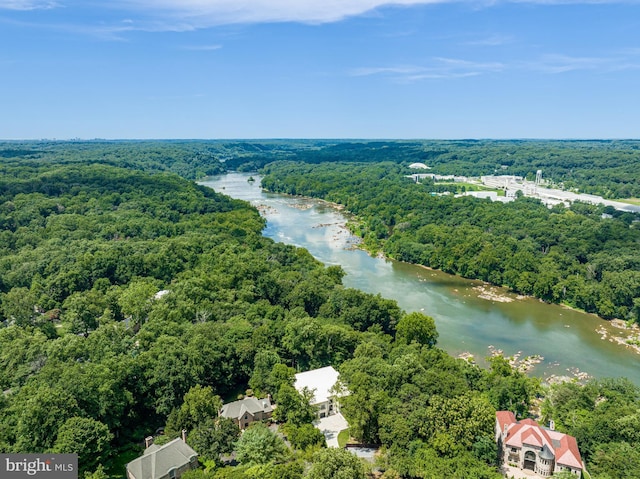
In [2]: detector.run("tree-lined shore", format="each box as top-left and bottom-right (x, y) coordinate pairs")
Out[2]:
(261, 161), (640, 323)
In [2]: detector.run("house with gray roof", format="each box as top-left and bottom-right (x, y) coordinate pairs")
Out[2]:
(126, 438), (198, 479)
(219, 396), (273, 430)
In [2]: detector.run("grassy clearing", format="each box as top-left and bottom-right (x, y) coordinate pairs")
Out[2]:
(618, 198), (640, 205)
(432, 182), (505, 195)
(337, 428), (350, 448)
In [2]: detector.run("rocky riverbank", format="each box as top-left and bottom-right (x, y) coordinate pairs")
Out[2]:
(597, 319), (640, 355)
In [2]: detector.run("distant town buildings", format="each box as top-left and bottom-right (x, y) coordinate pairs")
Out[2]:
(408, 173), (469, 183)
(408, 171), (640, 213)
(481, 175), (640, 212)
(463, 191), (515, 204)
(496, 411), (583, 478)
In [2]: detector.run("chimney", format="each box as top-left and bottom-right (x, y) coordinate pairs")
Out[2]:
(145, 436), (154, 448)
(182, 429), (187, 442)
(503, 423), (509, 436)
(549, 420), (555, 431)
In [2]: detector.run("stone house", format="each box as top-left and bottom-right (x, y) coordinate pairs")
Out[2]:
(219, 396), (273, 430)
(496, 411), (583, 477)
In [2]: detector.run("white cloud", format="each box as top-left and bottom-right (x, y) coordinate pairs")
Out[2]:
(433, 57), (504, 71)
(117, 0), (447, 26)
(181, 44), (223, 51)
(351, 57), (504, 81)
(3, 0), (640, 17)
(463, 34), (514, 46)
(0, 0), (57, 10)
(403, 71), (480, 80)
(351, 51), (640, 81)
(109, 0), (640, 27)
(525, 54), (616, 73)
(3, 0), (639, 29)
(351, 66), (427, 76)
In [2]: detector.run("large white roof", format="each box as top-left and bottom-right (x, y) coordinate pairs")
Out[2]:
(409, 162), (430, 169)
(294, 366), (340, 405)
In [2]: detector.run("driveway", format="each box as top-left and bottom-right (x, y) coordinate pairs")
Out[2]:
(314, 412), (349, 448)
(501, 465), (541, 479)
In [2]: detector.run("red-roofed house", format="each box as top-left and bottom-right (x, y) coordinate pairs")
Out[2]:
(495, 411), (583, 477)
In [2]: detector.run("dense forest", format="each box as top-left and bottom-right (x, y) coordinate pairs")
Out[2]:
(0, 143), (638, 479)
(2, 139), (640, 198)
(261, 161), (640, 323)
(0, 161), (511, 478)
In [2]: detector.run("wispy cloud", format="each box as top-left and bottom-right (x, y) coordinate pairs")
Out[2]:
(0, 0), (57, 10)
(110, 0), (640, 28)
(463, 34), (514, 46)
(351, 66), (427, 77)
(524, 53), (640, 73)
(403, 71), (481, 80)
(2, 0), (640, 32)
(181, 44), (222, 51)
(116, 0), (447, 27)
(0, 14), (200, 40)
(351, 57), (504, 82)
(615, 47), (640, 56)
(0, 16), (140, 40)
(352, 49), (640, 82)
(433, 57), (504, 70)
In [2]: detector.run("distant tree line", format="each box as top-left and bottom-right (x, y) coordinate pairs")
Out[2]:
(2, 138), (640, 197)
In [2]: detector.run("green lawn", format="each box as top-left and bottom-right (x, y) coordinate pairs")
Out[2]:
(337, 429), (350, 448)
(618, 197), (640, 205)
(432, 182), (505, 195)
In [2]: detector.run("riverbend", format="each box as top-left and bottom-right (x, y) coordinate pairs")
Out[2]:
(200, 173), (640, 385)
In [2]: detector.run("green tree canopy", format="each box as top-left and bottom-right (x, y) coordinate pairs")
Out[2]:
(166, 385), (223, 438)
(235, 423), (288, 466)
(305, 448), (366, 479)
(52, 416), (113, 475)
(395, 312), (438, 347)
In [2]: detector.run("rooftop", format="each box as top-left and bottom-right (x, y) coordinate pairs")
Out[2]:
(126, 438), (197, 479)
(498, 412), (582, 470)
(220, 396), (272, 420)
(294, 366), (340, 405)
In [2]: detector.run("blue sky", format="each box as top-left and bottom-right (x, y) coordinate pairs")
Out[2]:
(1, 0), (639, 139)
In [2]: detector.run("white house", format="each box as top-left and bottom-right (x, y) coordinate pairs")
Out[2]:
(294, 366), (344, 419)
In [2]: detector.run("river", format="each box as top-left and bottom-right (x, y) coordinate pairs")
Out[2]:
(200, 173), (640, 384)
